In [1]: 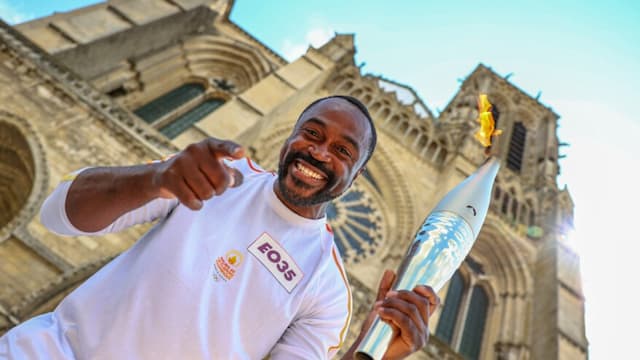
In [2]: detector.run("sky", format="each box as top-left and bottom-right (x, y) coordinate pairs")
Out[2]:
(2, 0), (640, 358)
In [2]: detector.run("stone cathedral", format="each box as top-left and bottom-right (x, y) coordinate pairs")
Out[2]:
(0, 1), (587, 359)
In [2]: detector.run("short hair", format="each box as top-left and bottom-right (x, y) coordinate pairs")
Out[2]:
(297, 95), (377, 166)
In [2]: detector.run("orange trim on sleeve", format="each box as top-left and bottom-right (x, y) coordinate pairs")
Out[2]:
(245, 157), (264, 173)
(328, 247), (353, 353)
(325, 223), (333, 234)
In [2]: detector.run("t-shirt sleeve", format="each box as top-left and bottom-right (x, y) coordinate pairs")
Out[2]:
(269, 248), (353, 359)
(40, 168), (178, 236)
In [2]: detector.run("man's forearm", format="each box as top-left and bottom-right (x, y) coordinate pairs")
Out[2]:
(65, 163), (161, 232)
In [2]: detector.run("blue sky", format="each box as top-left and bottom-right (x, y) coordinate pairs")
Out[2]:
(2, 1), (640, 358)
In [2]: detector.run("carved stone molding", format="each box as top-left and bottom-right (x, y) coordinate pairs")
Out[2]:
(324, 65), (454, 169)
(0, 22), (177, 159)
(0, 111), (49, 244)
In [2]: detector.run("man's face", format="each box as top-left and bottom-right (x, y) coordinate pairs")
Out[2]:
(277, 98), (372, 208)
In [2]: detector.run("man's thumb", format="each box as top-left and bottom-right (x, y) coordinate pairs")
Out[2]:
(376, 269), (396, 302)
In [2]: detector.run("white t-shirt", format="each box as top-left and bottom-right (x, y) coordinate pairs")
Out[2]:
(0, 158), (352, 360)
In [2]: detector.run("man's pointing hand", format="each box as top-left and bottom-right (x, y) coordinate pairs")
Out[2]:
(151, 138), (245, 210)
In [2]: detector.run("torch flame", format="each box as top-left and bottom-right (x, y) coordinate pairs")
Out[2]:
(474, 94), (502, 147)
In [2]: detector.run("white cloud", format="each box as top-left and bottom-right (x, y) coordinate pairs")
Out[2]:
(281, 40), (308, 62)
(280, 26), (334, 61)
(0, 0), (32, 24)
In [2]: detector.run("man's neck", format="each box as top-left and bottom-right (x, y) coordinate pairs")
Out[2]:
(272, 180), (327, 220)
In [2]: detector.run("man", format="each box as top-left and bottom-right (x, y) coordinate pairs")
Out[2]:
(0, 96), (439, 359)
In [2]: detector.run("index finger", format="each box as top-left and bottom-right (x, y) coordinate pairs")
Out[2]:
(206, 139), (245, 160)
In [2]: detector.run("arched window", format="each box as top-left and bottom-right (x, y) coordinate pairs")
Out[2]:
(501, 193), (510, 215)
(436, 271), (465, 344)
(132, 83), (225, 139)
(507, 122), (527, 172)
(510, 199), (519, 222)
(435, 267), (491, 359)
(134, 83), (205, 123)
(159, 99), (225, 139)
(459, 286), (489, 360)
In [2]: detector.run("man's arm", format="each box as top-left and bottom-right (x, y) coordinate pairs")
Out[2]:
(61, 138), (245, 233)
(341, 270), (440, 360)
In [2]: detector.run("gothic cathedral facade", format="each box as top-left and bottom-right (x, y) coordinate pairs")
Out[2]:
(0, 1), (587, 359)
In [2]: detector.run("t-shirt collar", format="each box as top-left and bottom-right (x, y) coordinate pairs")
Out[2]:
(265, 176), (327, 229)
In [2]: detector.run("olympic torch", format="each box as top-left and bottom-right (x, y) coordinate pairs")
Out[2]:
(354, 94), (501, 360)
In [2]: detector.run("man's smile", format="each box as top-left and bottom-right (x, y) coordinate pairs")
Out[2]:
(291, 159), (328, 185)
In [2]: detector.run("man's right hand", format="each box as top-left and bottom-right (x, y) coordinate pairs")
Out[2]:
(150, 138), (245, 210)
(62, 138), (244, 232)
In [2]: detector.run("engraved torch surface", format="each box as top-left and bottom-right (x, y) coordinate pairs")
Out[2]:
(394, 211), (474, 292)
(355, 156), (500, 360)
(355, 211), (473, 360)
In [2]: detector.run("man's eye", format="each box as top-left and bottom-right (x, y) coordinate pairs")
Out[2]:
(338, 146), (352, 158)
(305, 129), (319, 137)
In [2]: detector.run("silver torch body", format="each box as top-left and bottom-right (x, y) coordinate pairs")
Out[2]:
(354, 156), (501, 360)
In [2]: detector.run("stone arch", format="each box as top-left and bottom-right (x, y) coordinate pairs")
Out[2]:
(435, 145), (448, 164)
(182, 35), (273, 94)
(388, 115), (400, 128)
(0, 111), (48, 242)
(416, 134), (429, 149)
(406, 128), (420, 144)
(472, 218), (533, 296)
(470, 219), (533, 354)
(455, 263), (474, 293)
(377, 108), (391, 121)
(351, 88), (364, 97)
(338, 80), (355, 93)
(512, 108), (536, 130)
(426, 141), (438, 158)
(398, 121), (409, 134)
(485, 92), (513, 118)
(493, 184), (502, 200)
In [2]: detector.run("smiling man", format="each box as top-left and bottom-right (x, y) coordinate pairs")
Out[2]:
(276, 96), (373, 218)
(0, 96), (438, 360)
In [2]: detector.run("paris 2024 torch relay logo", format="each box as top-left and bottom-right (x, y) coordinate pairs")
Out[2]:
(213, 250), (243, 282)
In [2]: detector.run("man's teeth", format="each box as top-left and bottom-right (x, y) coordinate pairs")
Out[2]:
(296, 163), (323, 180)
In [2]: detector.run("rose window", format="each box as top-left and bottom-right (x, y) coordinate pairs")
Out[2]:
(327, 183), (384, 263)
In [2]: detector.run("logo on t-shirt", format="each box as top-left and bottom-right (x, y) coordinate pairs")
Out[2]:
(212, 250), (244, 282)
(248, 233), (303, 293)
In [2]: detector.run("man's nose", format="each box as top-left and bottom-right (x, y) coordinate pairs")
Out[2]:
(308, 144), (331, 162)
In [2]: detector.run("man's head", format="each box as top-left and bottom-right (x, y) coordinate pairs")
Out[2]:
(275, 96), (377, 216)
